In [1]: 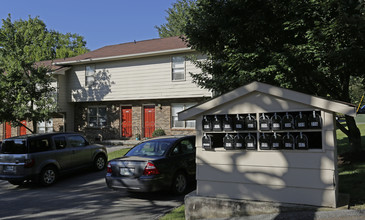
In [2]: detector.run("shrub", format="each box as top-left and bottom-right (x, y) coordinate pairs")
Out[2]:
(152, 128), (166, 137)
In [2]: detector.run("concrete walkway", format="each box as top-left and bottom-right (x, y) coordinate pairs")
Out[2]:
(215, 209), (365, 220)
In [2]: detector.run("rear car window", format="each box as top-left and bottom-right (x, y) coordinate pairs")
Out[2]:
(126, 140), (174, 157)
(1, 139), (27, 154)
(67, 135), (87, 148)
(54, 136), (67, 149)
(28, 138), (52, 153)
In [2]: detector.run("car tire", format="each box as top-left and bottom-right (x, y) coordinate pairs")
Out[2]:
(8, 180), (24, 185)
(94, 155), (107, 171)
(171, 171), (187, 195)
(39, 166), (57, 186)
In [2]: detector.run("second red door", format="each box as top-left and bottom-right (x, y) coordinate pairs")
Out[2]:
(144, 106), (155, 138)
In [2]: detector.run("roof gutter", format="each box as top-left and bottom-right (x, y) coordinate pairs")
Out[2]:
(53, 47), (193, 66)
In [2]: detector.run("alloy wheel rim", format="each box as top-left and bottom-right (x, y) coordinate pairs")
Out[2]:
(97, 157), (105, 169)
(44, 170), (55, 184)
(176, 174), (186, 193)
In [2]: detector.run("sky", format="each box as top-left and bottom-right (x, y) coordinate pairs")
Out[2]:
(0, 0), (177, 50)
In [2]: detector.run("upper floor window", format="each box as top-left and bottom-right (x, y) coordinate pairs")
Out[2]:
(85, 65), (95, 86)
(88, 106), (107, 128)
(171, 103), (196, 128)
(172, 56), (185, 81)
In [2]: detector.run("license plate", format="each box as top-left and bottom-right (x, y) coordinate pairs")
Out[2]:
(120, 167), (134, 176)
(4, 165), (15, 173)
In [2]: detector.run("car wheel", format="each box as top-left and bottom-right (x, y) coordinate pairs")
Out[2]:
(94, 155), (107, 171)
(39, 166), (57, 186)
(8, 180), (24, 185)
(171, 171), (187, 195)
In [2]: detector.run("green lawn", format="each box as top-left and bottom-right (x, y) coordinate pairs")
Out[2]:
(108, 148), (130, 160)
(337, 123), (365, 206)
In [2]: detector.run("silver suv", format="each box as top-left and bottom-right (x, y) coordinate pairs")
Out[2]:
(0, 132), (107, 186)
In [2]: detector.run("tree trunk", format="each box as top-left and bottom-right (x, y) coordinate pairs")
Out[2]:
(345, 115), (362, 152)
(32, 121), (37, 134)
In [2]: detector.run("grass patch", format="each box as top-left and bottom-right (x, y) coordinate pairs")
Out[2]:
(337, 123), (365, 206)
(159, 205), (185, 220)
(336, 123), (365, 156)
(339, 163), (365, 205)
(108, 148), (130, 160)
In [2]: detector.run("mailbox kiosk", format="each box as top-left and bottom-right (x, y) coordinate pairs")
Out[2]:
(179, 81), (356, 219)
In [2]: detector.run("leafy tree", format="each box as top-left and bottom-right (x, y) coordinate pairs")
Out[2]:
(184, 0), (365, 152)
(0, 15), (88, 133)
(350, 76), (365, 107)
(155, 0), (196, 37)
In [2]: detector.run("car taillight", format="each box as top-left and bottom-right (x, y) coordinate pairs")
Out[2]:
(107, 162), (112, 173)
(143, 162), (160, 176)
(24, 159), (35, 168)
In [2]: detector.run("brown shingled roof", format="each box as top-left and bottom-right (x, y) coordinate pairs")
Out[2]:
(37, 59), (70, 72)
(55, 36), (188, 64)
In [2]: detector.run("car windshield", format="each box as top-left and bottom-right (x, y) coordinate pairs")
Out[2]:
(0, 139), (27, 154)
(126, 139), (174, 157)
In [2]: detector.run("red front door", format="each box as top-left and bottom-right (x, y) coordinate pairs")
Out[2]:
(144, 106), (155, 138)
(121, 107), (132, 137)
(20, 120), (26, 135)
(5, 122), (11, 138)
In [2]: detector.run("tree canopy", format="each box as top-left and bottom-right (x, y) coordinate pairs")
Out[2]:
(0, 15), (88, 132)
(155, 0), (196, 37)
(182, 0), (365, 151)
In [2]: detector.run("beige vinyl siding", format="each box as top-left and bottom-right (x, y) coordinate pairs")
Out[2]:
(55, 74), (67, 112)
(196, 180), (336, 207)
(69, 53), (211, 102)
(55, 74), (75, 132)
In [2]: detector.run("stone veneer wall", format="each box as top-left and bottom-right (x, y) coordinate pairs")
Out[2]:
(73, 98), (207, 142)
(53, 117), (64, 132)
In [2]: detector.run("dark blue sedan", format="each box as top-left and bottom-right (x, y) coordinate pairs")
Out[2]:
(105, 135), (196, 194)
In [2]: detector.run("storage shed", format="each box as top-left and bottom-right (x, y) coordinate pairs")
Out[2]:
(178, 81), (356, 215)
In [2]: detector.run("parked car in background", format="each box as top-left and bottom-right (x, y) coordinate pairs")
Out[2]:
(358, 105), (365, 114)
(105, 135), (196, 194)
(0, 133), (108, 186)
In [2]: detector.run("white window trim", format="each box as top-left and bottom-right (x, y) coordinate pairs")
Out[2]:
(37, 119), (54, 134)
(171, 103), (196, 129)
(85, 65), (96, 87)
(87, 106), (107, 128)
(171, 56), (186, 81)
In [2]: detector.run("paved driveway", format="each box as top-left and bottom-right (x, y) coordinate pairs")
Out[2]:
(0, 169), (188, 220)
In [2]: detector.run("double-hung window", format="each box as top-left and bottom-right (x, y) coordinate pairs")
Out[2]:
(38, 120), (53, 133)
(85, 65), (95, 86)
(172, 56), (185, 81)
(88, 106), (107, 127)
(171, 103), (196, 128)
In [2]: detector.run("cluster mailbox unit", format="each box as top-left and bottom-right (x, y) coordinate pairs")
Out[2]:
(178, 82), (356, 219)
(202, 111), (322, 151)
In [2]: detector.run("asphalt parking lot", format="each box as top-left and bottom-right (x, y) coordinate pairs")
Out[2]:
(0, 167), (190, 220)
